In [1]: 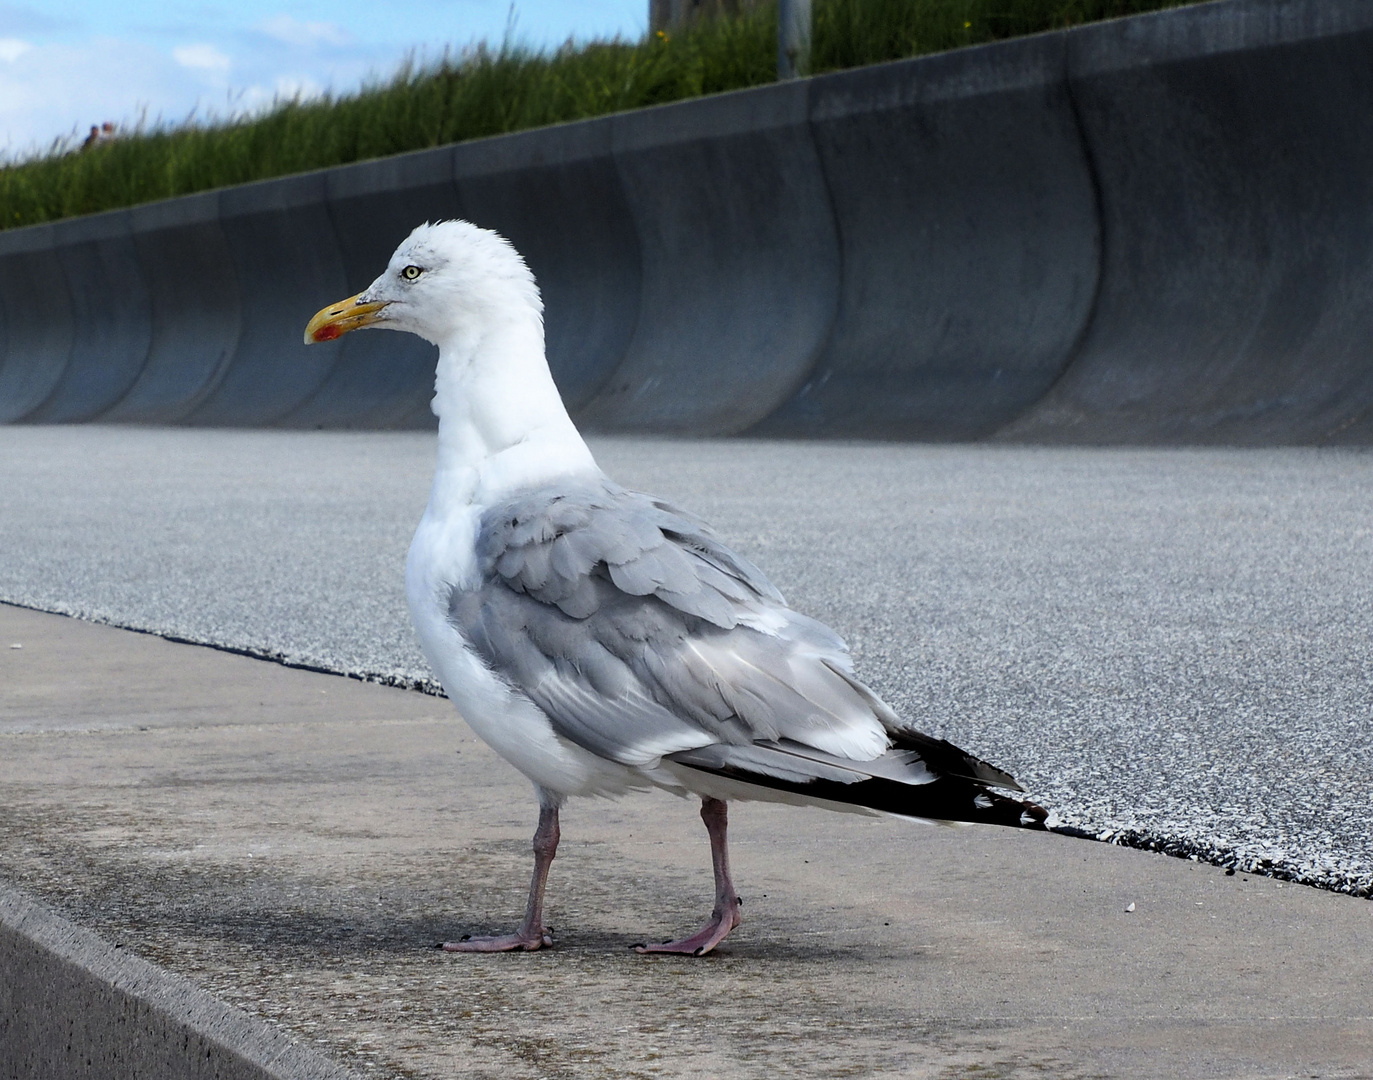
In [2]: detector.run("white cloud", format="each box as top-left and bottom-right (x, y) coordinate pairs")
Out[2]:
(172, 43), (232, 71)
(258, 15), (350, 48)
(0, 37), (32, 62)
(0, 38), (225, 159)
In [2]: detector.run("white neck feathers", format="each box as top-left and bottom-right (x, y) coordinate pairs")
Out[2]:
(427, 308), (598, 514)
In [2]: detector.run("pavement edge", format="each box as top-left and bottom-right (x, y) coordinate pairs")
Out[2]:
(0, 879), (356, 1080)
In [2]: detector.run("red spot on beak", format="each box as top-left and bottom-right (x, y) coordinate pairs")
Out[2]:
(313, 324), (342, 342)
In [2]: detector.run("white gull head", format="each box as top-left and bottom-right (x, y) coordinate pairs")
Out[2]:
(359, 220), (542, 347)
(306, 219), (597, 501)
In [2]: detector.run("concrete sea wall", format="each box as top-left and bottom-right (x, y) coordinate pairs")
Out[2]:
(1, 0), (1371, 442)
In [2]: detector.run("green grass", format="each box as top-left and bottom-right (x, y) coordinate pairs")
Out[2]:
(0, 0), (1189, 231)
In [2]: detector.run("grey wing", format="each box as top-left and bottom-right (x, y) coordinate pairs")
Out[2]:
(447, 477), (908, 770)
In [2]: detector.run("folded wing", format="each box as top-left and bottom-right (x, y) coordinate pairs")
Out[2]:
(448, 476), (1044, 828)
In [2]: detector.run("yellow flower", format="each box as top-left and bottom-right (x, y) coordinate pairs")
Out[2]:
(964, 20), (971, 28)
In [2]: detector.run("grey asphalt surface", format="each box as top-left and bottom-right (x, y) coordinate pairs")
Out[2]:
(1, 425), (1370, 899)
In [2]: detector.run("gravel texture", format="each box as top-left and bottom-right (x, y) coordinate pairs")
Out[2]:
(2, 425), (1370, 899)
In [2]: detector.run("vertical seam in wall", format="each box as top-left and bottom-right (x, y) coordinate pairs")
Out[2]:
(171, 193), (247, 422)
(287, 171), (361, 427)
(0, 264), (10, 392)
(990, 39), (1107, 440)
(263, 187), (351, 428)
(14, 243), (77, 424)
(573, 113), (653, 430)
(745, 75), (846, 436)
(87, 226), (157, 423)
(573, 130), (647, 418)
(279, 170), (377, 429)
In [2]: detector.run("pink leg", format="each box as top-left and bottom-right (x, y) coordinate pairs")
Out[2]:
(636, 797), (741, 957)
(440, 802), (559, 952)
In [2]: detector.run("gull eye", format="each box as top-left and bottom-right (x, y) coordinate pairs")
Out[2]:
(401, 264), (424, 282)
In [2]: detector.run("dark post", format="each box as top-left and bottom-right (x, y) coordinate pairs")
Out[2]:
(778, 0), (812, 79)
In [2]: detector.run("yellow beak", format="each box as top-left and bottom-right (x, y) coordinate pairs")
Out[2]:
(304, 293), (390, 344)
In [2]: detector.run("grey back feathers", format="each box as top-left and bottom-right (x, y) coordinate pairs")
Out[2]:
(448, 476), (1039, 826)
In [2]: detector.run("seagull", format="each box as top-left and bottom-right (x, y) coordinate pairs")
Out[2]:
(305, 220), (1048, 956)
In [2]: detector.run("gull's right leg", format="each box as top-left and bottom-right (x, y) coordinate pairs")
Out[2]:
(636, 796), (741, 957)
(439, 795), (560, 952)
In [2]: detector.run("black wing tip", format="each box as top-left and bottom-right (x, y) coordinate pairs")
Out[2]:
(674, 759), (1052, 830)
(889, 730), (1025, 792)
(970, 789), (1049, 830)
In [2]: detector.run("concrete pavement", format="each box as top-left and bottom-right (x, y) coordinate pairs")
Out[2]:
(2, 602), (1370, 1079)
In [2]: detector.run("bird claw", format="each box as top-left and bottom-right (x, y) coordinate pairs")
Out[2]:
(439, 929), (552, 952)
(634, 904), (740, 957)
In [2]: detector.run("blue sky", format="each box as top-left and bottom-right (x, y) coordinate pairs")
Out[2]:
(0, 1), (646, 159)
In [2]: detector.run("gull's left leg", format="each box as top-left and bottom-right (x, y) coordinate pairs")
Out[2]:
(636, 796), (741, 956)
(440, 791), (561, 952)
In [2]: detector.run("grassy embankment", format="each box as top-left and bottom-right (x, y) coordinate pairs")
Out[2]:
(0, 0), (1187, 231)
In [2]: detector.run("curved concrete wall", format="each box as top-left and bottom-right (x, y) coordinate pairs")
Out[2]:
(286, 145), (464, 429)
(2, 0), (1372, 443)
(758, 32), (1099, 439)
(106, 193), (243, 423)
(582, 79), (840, 435)
(1003, 0), (1373, 444)
(188, 173), (350, 426)
(28, 211), (153, 424)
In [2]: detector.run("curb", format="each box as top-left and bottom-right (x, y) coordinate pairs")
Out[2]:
(0, 881), (355, 1080)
